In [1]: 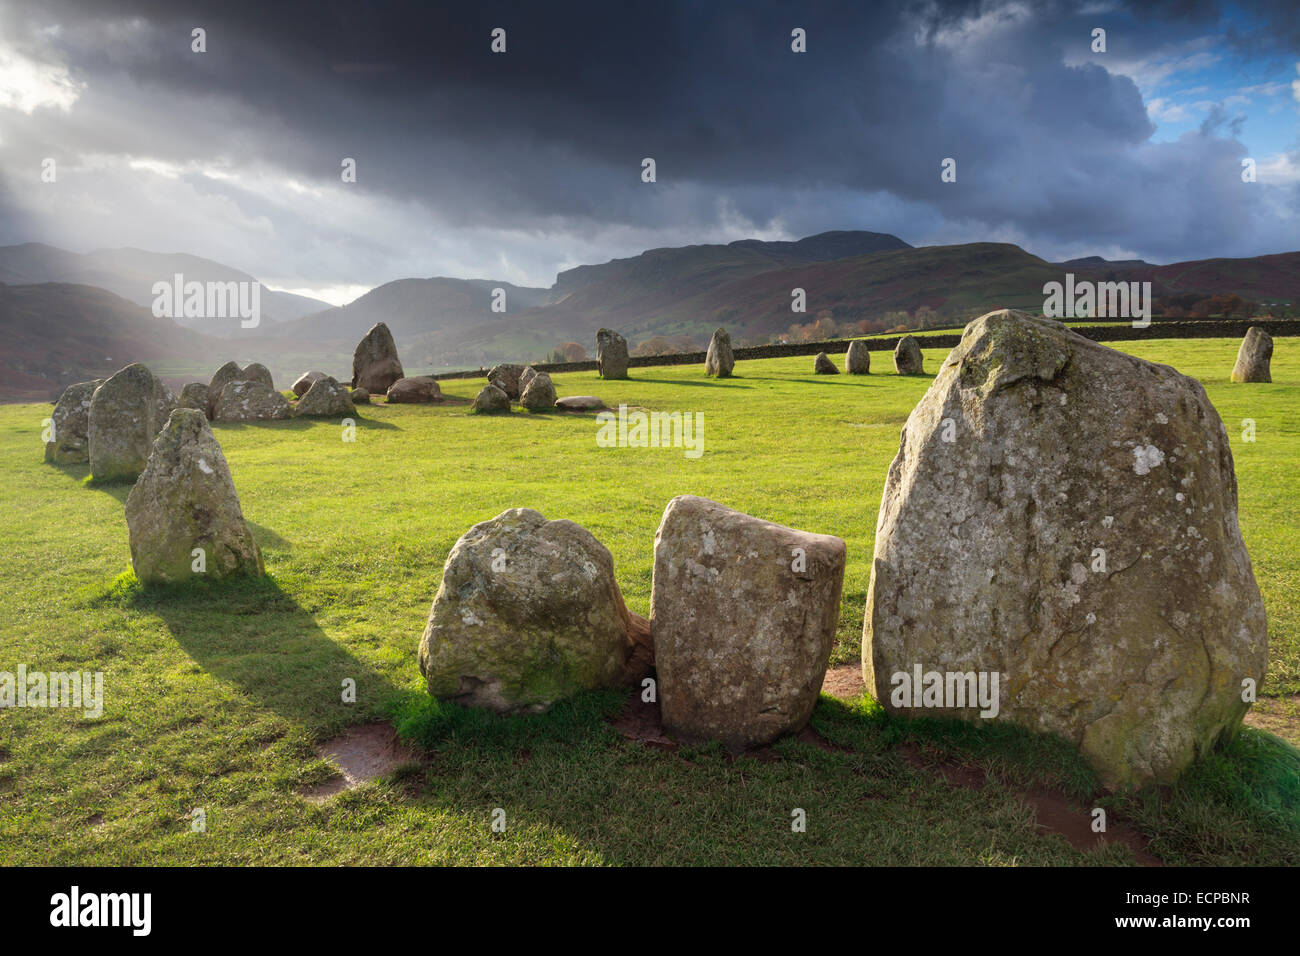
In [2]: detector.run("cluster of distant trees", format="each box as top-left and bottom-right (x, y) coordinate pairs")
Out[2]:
(541, 342), (588, 363)
(1151, 293), (1261, 319)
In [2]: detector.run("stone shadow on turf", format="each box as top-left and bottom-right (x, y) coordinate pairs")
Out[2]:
(122, 574), (403, 733)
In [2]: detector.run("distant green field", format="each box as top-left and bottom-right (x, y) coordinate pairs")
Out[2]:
(1, 336), (1296, 865)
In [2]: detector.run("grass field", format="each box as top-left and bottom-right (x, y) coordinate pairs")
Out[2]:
(1, 336), (1297, 865)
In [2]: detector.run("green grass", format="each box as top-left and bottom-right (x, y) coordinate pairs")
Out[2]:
(1, 336), (1296, 865)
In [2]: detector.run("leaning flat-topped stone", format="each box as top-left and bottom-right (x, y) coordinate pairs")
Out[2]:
(652, 495), (846, 749)
(864, 309), (1268, 789)
(596, 329), (630, 380)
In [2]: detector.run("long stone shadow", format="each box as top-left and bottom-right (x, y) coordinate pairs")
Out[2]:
(630, 377), (754, 389)
(212, 413), (399, 433)
(126, 574), (403, 732)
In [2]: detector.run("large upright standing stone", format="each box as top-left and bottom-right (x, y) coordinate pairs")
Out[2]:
(417, 508), (647, 713)
(1230, 327), (1273, 383)
(596, 329), (630, 379)
(845, 340), (870, 374)
(88, 364), (176, 482)
(125, 408), (263, 584)
(863, 309), (1268, 789)
(705, 328), (734, 378)
(893, 334), (924, 374)
(44, 379), (102, 464)
(351, 322), (405, 394)
(651, 495), (846, 749)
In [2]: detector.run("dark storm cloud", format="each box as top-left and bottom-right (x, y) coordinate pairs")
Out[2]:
(0, 0), (1295, 292)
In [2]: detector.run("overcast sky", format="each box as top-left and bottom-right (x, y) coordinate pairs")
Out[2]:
(0, 0), (1296, 304)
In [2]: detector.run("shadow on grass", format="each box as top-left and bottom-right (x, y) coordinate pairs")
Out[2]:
(385, 687), (1300, 865)
(213, 414), (399, 433)
(94, 571), (402, 734)
(630, 377), (754, 389)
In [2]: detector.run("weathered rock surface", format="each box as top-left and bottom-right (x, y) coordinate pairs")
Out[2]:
(88, 364), (176, 482)
(705, 327), (734, 378)
(207, 361), (243, 418)
(177, 382), (208, 412)
(292, 370), (327, 398)
(893, 334), (924, 374)
(44, 379), (102, 464)
(520, 372), (557, 410)
(351, 387), (370, 404)
(846, 340), (870, 374)
(213, 381), (291, 422)
(241, 363), (275, 391)
(351, 322), (405, 393)
(863, 309), (1268, 789)
(814, 351), (838, 374)
(1230, 327), (1273, 383)
(651, 495), (846, 749)
(294, 375), (355, 417)
(417, 508), (647, 713)
(519, 366), (538, 391)
(555, 395), (604, 411)
(385, 376), (442, 404)
(487, 364), (526, 400)
(596, 328), (629, 379)
(472, 383), (510, 413)
(125, 408), (263, 584)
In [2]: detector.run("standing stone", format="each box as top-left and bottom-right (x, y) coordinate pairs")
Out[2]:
(241, 363), (275, 391)
(651, 495), (846, 749)
(520, 371), (557, 410)
(814, 351), (838, 374)
(1230, 327), (1273, 383)
(417, 508), (647, 713)
(125, 408), (263, 584)
(44, 379), (102, 464)
(293, 376), (355, 417)
(292, 370), (327, 397)
(178, 383), (209, 412)
(846, 340), (870, 374)
(213, 381), (291, 422)
(894, 334), (924, 374)
(352, 322), (405, 394)
(472, 383), (510, 413)
(596, 328), (630, 379)
(385, 376), (442, 403)
(519, 366), (538, 391)
(351, 387), (370, 404)
(88, 364), (176, 482)
(207, 361), (243, 418)
(863, 310), (1268, 789)
(705, 328), (734, 378)
(487, 364), (526, 400)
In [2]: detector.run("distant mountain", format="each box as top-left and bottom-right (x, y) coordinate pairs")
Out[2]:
(1057, 256), (1154, 270)
(0, 243), (331, 331)
(271, 276), (550, 347)
(0, 282), (217, 401)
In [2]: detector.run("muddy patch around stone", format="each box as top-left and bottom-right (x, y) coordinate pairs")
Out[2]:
(299, 722), (419, 803)
(821, 663), (866, 700)
(1244, 694), (1300, 748)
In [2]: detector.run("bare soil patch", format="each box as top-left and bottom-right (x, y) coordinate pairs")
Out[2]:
(299, 722), (418, 803)
(1244, 694), (1300, 748)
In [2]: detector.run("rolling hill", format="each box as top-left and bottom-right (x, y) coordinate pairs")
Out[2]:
(0, 243), (330, 331)
(0, 282), (219, 401)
